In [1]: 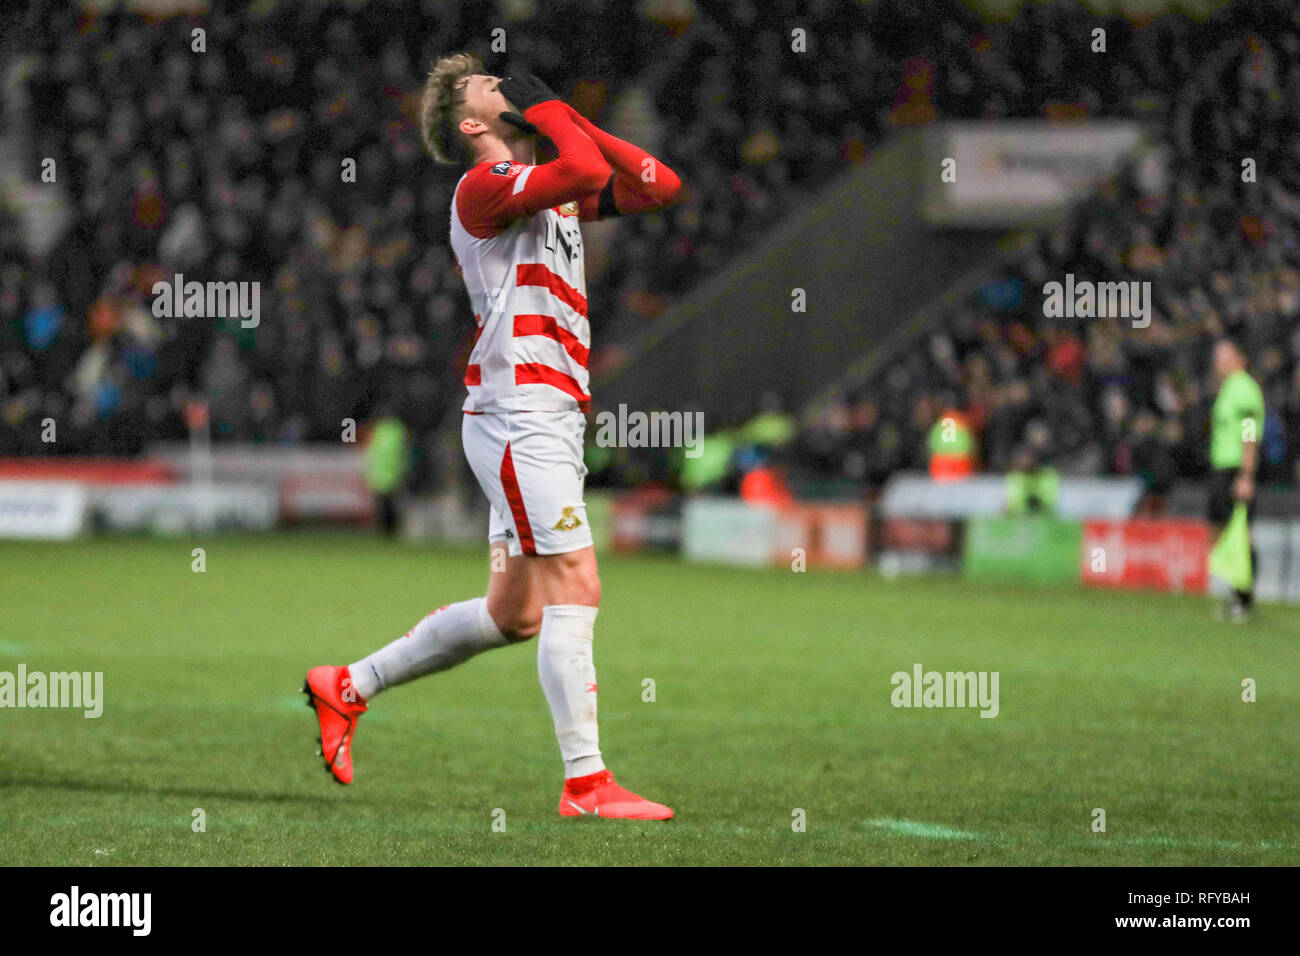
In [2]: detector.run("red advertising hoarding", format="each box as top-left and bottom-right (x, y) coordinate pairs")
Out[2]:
(1081, 519), (1209, 593)
(774, 503), (869, 569)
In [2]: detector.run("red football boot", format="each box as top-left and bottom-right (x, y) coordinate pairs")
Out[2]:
(302, 665), (367, 784)
(558, 770), (674, 820)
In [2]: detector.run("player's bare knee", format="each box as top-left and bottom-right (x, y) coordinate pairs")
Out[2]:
(484, 597), (537, 642)
(556, 560), (600, 607)
(502, 611), (542, 642)
(574, 574), (601, 608)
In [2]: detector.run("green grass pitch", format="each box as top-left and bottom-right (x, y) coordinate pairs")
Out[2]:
(1, 533), (1296, 866)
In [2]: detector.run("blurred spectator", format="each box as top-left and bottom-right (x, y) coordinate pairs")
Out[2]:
(365, 410), (411, 537)
(1005, 447), (1060, 515)
(928, 406), (976, 482)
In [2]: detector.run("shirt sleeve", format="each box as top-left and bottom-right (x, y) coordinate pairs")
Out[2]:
(564, 104), (682, 220)
(454, 101), (610, 239)
(1238, 378), (1265, 431)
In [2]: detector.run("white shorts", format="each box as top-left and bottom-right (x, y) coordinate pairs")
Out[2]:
(462, 409), (593, 557)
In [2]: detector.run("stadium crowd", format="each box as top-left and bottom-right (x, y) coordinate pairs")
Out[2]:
(3, 0), (912, 469)
(794, 0), (1300, 493)
(1, 0), (1298, 495)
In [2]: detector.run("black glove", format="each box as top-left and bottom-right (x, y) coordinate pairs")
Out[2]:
(499, 73), (559, 112)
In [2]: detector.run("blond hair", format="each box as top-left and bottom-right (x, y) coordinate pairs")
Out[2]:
(421, 53), (486, 165)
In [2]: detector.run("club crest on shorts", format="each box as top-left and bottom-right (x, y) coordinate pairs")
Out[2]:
(552, 506), (583, 531)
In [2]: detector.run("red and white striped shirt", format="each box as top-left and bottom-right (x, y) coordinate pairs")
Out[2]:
(451, 160), (593, 413)
(449, 101), (681, 415)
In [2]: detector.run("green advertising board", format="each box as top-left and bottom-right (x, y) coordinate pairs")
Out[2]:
(964, 516), (1083, 586)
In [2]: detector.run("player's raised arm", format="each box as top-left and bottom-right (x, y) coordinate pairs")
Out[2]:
(559, 103), (682, 220)
(482, 74), (611, 218)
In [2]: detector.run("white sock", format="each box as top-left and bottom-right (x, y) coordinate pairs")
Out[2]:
(349, 598), (507, 700)
(537, 604), (605, 779)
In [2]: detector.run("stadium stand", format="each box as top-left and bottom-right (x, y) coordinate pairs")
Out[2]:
(795, 0), (1300, 496)
(2, 0), (1297, 499)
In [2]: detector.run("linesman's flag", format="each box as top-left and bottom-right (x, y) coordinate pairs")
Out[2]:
(1209, 503), (1253, 592)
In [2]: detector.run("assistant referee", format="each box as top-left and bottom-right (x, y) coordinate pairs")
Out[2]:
(1208, 338), (1264, 620)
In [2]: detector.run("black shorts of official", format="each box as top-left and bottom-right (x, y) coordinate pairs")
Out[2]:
(1207, 468), (1256, 526)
